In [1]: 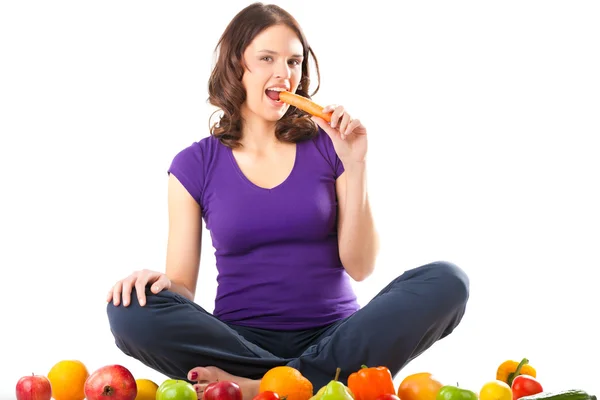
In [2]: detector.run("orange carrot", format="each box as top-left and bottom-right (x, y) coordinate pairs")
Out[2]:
(279, 91), (332, 122)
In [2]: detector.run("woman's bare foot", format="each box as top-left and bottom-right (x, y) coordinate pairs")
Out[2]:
(187, 366), (261, 400)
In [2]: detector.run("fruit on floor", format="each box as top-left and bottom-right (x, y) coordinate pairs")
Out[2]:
(511, 375), (543, 400)
(478, 380), (512, 400)
(156, 379), (197, 400)
(348, 365), (395, 400)
(311, 386), (327, 400)
(135, 379), (159, 400)
(158, 379), (177, 389)
(319, 368), (354, 400)
(84, 364), (137, 400)
(436, 385), (478, 400)
(253, 391), (281, 400)
(15, 374), (52, 400)
(376, 396), (401, 400)
(204, 380), (243, 400)
(260, 366), (314, 400)
(397, 372), (444, 400)
(496, 358), (536, 386)
(47, 360), (90, 400)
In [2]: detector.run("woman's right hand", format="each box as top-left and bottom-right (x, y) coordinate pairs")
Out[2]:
(107, 269), (172, 307)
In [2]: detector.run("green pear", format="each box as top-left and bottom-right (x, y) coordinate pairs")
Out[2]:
(310, 385), (327, 400)
(319, 368), (354, 400)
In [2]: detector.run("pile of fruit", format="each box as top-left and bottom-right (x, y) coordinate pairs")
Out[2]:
(14, 357), (596, 400)
(254, 359), (595, 400)
(15, 361), (163, 400)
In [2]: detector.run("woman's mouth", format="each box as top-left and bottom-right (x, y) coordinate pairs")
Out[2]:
(265, 87), (286, 102)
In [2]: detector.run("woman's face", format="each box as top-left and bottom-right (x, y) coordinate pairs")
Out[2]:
(241, 24), (304, 123)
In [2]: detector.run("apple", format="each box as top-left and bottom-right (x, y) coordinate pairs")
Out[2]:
(158, 379), (178, 389)
(436, 385), (478, 400)
(156, 379), (197, 400)
(204, 380), (243, 400)
(15, 374), (52, 400)
(84, 364), (137, 400)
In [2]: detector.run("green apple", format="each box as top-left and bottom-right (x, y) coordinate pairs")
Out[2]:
(158, 379), (177, 389)
(436, 385), (478, 400)
(156, 379), (197, 400)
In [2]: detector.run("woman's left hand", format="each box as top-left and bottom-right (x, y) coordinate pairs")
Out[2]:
(311, 104), (368, 165)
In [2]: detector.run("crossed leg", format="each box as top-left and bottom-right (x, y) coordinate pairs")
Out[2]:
(107, 261), (469, 399)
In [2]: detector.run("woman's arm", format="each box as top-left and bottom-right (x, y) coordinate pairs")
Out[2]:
(336, 161), (380, 282)
(164, 173), (203, 301)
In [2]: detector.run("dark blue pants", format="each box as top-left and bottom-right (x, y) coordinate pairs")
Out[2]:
(106, 261), (469, 390)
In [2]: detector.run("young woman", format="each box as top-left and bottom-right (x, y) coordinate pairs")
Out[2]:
(106, 3), (470, 399)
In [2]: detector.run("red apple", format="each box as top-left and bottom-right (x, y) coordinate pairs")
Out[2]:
(204, 380), (243, 400)
(84, 364), (137, 400)
(15, 374), (52, 400)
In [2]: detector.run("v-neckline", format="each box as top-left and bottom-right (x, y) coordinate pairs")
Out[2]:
(228, 142), (299, 191)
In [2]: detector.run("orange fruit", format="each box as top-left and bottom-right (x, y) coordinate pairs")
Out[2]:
(47, 360), (90, 400)
(397, 372), (443, 400)
(259, 366), (313, 400)
(135, 379), (159, 400)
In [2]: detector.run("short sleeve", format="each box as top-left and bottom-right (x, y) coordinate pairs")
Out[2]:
(312, 126), (345, 178)
(167, 142), (205, 205)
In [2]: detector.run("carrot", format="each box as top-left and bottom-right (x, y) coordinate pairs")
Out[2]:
(279, 91), (332, 122)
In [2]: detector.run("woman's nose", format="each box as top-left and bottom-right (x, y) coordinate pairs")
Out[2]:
(274, 61), (291, 79)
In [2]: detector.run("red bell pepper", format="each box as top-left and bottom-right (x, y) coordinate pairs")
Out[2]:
(511, 375), (543, 400)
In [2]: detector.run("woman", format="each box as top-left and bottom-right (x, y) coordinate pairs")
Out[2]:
(106, 3), (470, 399)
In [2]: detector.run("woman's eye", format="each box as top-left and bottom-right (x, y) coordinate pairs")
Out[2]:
(260, 56), (300, 65)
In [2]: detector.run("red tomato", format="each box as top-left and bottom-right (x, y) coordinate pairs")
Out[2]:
(512, 375), (543, 400)
(252, 391), (280, 400)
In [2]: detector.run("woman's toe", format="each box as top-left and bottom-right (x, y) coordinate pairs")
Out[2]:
(188, 366), (214, 382)
(194, 383), (208, 399)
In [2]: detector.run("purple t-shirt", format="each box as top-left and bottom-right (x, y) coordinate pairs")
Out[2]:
(167, 127), (360, 330)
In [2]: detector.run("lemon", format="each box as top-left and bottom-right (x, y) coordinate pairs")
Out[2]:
(135, 379), (159, 400)
(479, 380), (512, 400)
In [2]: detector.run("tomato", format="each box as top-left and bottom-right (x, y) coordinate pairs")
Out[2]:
(511, 375), (543, 400)
(253, 391), (281, 400)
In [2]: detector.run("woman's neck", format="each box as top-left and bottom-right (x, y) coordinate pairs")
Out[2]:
(239, 114), (280, 151)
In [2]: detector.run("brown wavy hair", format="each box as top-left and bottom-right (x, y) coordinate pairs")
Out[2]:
(207, 2), (321, 148)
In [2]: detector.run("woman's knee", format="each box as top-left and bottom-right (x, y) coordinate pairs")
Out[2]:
(426, 260), (470, 307)
(106, 287), (162, 346)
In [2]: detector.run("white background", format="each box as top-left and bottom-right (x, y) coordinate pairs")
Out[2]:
(1, 0), (599, 398)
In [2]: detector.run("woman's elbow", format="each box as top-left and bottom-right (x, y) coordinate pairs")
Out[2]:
(341, 256), (376, 282)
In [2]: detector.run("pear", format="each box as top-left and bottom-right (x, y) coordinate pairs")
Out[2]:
(319, 368), (354, 400)
(310, 385), (327, 400)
